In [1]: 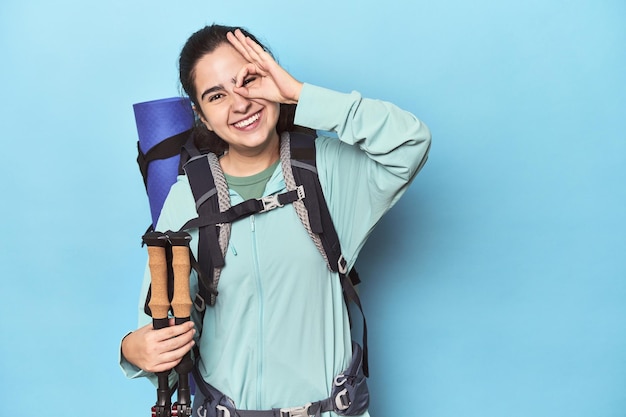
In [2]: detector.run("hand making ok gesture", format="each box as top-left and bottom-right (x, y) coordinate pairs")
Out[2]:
(226, 29), (303, 105)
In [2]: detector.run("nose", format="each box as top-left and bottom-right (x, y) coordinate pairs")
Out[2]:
(231, 91), (251, 113)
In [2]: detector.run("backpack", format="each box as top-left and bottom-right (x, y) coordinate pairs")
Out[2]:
(138, 128), (368, 376)
(138, 130), (369, 417)
(138, 131), (369, 376)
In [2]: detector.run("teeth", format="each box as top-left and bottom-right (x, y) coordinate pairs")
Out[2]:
(234, 112), (260, 128)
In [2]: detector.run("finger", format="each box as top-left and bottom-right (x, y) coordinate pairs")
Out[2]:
(233, 62), (252, 88)
(243, 35), (271, 64)
(149, 359), (182, 374)
(233, 85), (250, 98)
(161, 326), (196, 352)
(166, 338), (195, 360)
(231, 30), (271, 68)
(227, 30), (253, 63)
(151, 320), (195, 342)
(149, 339), (195, 373)
(146, 352), (184, 373)
(234, 63), (268, 90)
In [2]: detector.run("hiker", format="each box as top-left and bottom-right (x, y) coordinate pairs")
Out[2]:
(120, 24), (431, 417)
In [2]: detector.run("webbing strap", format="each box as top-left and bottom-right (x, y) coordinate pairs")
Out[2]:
(192, 362), (334, 417)
(180, 188), (303, 231)
(340, 271), (369, 378)
(190, 250), (214, 312)
(137, 128), (192, 188)
(223, 401), (332, 417)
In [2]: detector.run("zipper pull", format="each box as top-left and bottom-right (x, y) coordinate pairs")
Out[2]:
(251, 215), (255, 232)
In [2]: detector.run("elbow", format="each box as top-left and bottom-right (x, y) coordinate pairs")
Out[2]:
(409, 120), (432, 178)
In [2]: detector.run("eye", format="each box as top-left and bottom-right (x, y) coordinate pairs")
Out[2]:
(243, 77), (256, 86)
(208, 93), (224, 102)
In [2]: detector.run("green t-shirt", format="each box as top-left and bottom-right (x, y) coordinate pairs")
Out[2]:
(224, 161), (280, 201)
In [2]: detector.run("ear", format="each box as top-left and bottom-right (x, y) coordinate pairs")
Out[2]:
(193, 105), (213, 131)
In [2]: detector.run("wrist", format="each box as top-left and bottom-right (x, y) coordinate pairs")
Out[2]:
(121, 331), (135, 362)
(287, 81), (303, 104)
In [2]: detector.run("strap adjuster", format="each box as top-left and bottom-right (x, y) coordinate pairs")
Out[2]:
(280, 403), (311, 417)
(295, 185), (305, 200)
(194, 293), (206, 312)
(338, 254), (348, 275)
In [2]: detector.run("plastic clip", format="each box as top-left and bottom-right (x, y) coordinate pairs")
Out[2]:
(194, 293), (206, 312)
(216, 405), (231, 417)
(260, 194), (283, 212)
(334, 388), (351, 411)
(338, 255), (348, 275)
(280, 403), (311, 417)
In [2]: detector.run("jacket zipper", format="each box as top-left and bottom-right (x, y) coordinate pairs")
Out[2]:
(250, 215), (264, 407)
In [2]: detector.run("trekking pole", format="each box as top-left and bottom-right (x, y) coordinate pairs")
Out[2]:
(142, 231), (173, 417)
(167, 231), (194, 417)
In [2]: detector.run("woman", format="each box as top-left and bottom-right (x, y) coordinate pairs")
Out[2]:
(121, 24), (431, 417)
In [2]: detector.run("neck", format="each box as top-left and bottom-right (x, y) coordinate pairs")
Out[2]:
(220, 133), (280, 177)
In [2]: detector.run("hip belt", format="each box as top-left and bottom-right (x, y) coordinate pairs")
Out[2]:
(193, 342), (369, 417)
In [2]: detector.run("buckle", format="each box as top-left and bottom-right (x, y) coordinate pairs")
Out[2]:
(334, 374), (347, 386)
(216, 405), (231, 417)
(334, 388), (351, 411)
(280, 403), (311, 417)
(259, 194), (283, 212)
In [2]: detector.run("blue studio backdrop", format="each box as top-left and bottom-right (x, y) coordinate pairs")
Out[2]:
(0, 1), (624, 416)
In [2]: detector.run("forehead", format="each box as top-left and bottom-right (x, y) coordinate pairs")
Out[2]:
(194, 43), (246, 89)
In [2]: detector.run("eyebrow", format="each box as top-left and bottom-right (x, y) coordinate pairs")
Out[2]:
(200, 85), (224, 101)
(199, 77), (238, 101)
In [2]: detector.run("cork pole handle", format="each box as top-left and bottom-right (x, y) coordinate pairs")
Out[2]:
(143, 232), (171, 329)
(168, 231), (193, 321)
(142, 231), (173, 417)
(166, 231), (194, 417)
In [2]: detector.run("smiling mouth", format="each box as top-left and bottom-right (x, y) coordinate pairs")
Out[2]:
(233, 111), (261, 129)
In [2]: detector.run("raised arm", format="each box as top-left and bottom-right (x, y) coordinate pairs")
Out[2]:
(294, 84), (432, 268)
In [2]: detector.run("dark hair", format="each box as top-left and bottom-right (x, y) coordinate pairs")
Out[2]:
(178, 24), (308, 155)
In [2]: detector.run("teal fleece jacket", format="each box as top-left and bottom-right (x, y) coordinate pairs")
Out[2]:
(121, 83), (431, 416)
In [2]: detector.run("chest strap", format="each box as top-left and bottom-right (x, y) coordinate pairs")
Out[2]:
(180, 185), (305, 231)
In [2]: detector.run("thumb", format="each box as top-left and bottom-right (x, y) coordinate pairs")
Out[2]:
(233, 85), (252, 98)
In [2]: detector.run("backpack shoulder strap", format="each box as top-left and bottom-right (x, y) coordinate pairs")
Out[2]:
(182, 153), (231, 308)
(177, 129), (204, 175)
(283, 131), (343, 273)
(283, 132), (369, 376)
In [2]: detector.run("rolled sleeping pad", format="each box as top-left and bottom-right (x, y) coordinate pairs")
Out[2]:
(133, 97), (194, 228)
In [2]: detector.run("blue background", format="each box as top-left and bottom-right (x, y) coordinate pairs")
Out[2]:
(1, 1), (624, 416)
